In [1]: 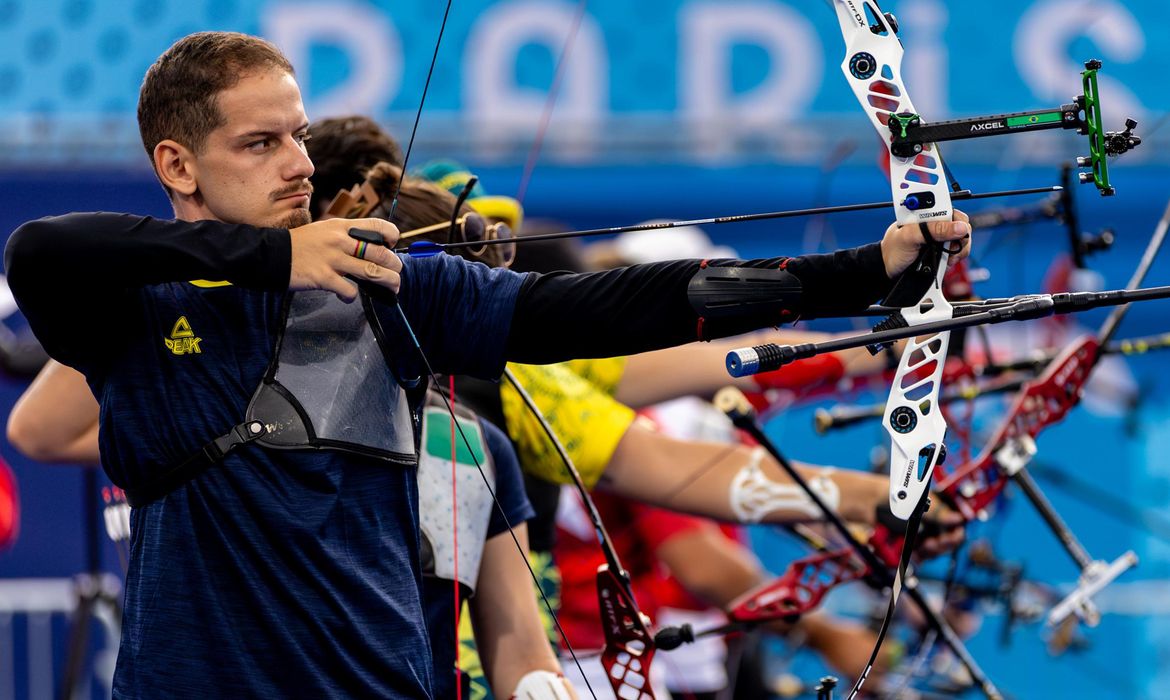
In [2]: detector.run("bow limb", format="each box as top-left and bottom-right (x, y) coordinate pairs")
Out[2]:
(833, 4), (956, 696)
(502, 369), (657, 700)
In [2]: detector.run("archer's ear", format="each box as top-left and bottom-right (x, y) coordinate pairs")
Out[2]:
(153, 139), (199, 196)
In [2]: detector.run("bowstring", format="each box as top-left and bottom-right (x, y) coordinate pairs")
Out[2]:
(383, 3), (597, 697)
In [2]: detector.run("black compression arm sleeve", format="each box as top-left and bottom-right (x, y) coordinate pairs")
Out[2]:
(5, 213), (291, 367)
(506, 242), (893, 364)
(783, 242), (894, 318)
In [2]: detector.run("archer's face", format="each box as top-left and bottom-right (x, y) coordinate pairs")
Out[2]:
(187, 68), (314, 229)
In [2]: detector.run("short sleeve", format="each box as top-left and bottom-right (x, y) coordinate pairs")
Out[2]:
(564, 357), (627, 396)
(392, 253), (530, 379)
(500, 362), (636, 488)
(482, 418), (535, 538)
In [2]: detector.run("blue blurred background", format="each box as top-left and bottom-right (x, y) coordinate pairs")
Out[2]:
(1, 0), (1169, 698)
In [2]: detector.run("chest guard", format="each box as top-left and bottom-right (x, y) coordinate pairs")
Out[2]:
(418, 392), (496, 594)
(124, 289), (423, 508)
(247, 290), (421, 463)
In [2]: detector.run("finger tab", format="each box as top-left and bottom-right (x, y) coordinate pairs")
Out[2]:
(349, 227), (386, 245)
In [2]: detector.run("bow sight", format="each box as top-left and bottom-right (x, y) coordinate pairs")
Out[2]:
(884, 59), (1142, 196)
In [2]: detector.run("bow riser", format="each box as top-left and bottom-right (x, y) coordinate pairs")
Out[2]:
(937, 336), (1101, 518)
(833, 5), (964, 696)
(597, 565), (656, 700)
(883, 326), (952, 516)
(834, 2), (955, 229)
(727, 549), (868, 623)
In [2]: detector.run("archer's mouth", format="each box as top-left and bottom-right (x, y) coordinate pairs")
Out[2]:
(276, 192), (311, 205)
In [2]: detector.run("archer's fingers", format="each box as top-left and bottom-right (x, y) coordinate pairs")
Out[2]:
(946, 227), (972, 265)
(320, 275), (360, 304)
(924, 210), (972, 265)
(924, 217), (972, 244)
(335, 255), (403, 294)
(348, 236), (402, 272)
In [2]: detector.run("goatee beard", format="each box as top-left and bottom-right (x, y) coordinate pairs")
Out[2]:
(277, 208), (312, 229)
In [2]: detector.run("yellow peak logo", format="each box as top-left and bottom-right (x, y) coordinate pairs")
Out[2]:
(164, 316), (203, 355)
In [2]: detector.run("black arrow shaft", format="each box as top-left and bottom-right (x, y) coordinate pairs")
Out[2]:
(410, 186), (1061, 252)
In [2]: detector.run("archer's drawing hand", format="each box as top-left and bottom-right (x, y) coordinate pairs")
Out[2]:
(289, 218), (401, 301)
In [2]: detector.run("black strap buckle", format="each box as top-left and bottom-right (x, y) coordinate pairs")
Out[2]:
(204, 420), (268, 462)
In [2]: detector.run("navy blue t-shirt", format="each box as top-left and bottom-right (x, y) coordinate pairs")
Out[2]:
(424, 417), (534, 700)
(109, 259), (521, 698)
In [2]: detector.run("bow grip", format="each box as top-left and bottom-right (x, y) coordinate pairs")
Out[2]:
(884, 229), (946, 309)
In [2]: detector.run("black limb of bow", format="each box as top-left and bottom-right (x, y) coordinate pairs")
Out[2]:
(710, 387), (1004, 700)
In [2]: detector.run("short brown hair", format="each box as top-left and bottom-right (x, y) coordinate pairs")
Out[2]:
(138, 32), (294, 168)
(307, 116), (404, 215)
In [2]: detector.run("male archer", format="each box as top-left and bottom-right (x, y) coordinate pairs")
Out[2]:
(5, 31), (970, 698)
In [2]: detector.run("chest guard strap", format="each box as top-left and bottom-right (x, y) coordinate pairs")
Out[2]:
(123, 420), (268, 508)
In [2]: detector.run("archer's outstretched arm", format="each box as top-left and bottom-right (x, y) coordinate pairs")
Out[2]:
(601, 421), (884, 525)
(504, 364), (875, 526)
(500, 361), (962, 553)
(505, 216), (969, 366)
(615, 330), (897, 409)
(604, 423), (962, 556)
